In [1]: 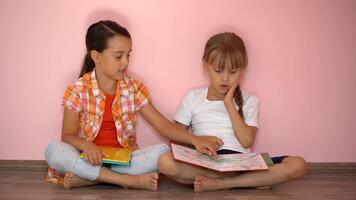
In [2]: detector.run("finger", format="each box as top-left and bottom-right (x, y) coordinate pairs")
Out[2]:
(228, 82), (237, 93)
(88, 153), (95, 165)
(205, 146), (218, 158)
(198, 147), (211, 156)
(96, 151), (102, 165)
(229, 82), (239, 95)
(102, 150), (110, 158)
(233, 81), (239, 89)
(89, 152), (98, 165)
(92, 152), (100, 165)
(215, 138), (224, 147)
(209, 149), (218, 159)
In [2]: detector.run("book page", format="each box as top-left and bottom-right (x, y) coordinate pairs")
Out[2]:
(171, 143), (268, 172)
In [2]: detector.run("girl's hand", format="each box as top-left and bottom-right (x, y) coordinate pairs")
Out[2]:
(224, 82), (239, 106)
(82, 142), (107, 165)
(192, 135), (224, 158)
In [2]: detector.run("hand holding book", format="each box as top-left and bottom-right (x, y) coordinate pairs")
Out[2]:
(81, 142), (108, 165)
(80, 145), (132, 165)
(191, 135), (223, 158)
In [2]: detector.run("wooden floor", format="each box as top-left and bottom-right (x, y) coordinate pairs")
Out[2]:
(0, 161), (356, 200)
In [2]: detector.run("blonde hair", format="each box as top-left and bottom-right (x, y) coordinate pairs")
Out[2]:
(202, 32), (248, 120)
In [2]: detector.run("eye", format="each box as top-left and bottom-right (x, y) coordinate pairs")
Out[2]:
(230, 69), (237, 74)
(116, 56), (122, 60)
(230, 67), (241, 74)
(214, 68), (222, 73)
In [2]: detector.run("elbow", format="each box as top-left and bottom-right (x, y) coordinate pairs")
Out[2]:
(241, 142), (253, 149)
(241, 130), (256, 149)
(241, 137), (255, 149)
(61, 133), (73, 143)
(61, 135), (66, 142)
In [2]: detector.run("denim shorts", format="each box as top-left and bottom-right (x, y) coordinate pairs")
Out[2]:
(216, 149), (288, 164)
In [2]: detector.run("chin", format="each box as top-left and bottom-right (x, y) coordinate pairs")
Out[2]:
(114, 74), (126, 80)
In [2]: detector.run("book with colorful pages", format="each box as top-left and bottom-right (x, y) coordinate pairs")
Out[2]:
(171, 143), (272, 172)
(80, 146), (132, 165)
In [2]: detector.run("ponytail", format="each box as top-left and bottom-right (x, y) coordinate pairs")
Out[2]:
(234, 85), (244, 120)
(79, 53), (95, 78)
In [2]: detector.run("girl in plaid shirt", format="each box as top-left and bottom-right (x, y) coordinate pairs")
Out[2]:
(45, 20), (223, 191)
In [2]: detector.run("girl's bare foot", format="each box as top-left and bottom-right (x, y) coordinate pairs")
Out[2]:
(129, 173), (159, 191)
(194, 175), (225, 192)
(63, 172), (98, 189)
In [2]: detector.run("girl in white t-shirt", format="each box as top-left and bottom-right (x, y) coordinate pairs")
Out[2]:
(158, 32), (307, 192)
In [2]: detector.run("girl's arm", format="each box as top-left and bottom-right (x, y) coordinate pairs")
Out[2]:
(139, 103), (223, 157)
(224, 83), (257, 148)
(175, 121), (189, 130)
(61, 109), (105, 165)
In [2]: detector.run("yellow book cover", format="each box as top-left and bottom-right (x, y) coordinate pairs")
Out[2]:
(80, 146), (132, 165)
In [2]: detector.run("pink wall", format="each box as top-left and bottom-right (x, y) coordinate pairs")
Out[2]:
(0, 0), (355, 162)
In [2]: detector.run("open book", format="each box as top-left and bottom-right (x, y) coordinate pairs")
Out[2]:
(171, 143), (272, 172)
(80, 146), (132, 165)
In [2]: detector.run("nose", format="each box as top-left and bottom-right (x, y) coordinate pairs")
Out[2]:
(123, 56), (129, 66)
(120, 56), (129, 70)
(222, 71), (229, 81)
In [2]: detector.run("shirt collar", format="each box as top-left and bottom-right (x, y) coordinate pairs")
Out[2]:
(85, 69), (130, 97)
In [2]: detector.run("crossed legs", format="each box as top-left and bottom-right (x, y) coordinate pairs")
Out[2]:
(158, 153), (308, 192)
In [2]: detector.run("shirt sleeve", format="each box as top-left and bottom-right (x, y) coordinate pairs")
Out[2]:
(243, 95), (259, 128)
(62, 84), (82, 113)
(174, 90), (194, 126)
(134, 79), (151, 112)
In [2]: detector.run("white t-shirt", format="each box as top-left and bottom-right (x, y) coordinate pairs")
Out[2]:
(174, 87), (259, 153)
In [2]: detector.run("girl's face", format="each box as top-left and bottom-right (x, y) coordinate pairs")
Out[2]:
(93, 35), (132, 81)
(205, 62), (244, 97)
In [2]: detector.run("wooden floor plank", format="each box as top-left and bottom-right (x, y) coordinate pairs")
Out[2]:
(0, 161), (355, 200)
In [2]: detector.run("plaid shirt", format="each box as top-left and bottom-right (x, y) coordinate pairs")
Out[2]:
(46, 70), (151, 184)
(63, 70), (151, 148)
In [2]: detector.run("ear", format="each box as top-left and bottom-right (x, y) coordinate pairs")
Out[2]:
(203, 61), (210, 69)
(90, 50), (100, 63)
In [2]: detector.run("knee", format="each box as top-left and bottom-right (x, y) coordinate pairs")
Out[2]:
(158, 153), (179, 176)
(155, 143), (170, 155)
(45, 141), (62, 163)
(150, 143), (170, 163)
(287, 156), (308, 179)
(44, 141), (78, 170)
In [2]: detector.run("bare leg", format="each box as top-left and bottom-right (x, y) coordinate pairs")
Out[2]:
(63, 172), (99, 189)
(194, 156), (308, 192)
(158, 153), (238, 184)
(63, 167), (159, 191)
(96, 167), (159, 191)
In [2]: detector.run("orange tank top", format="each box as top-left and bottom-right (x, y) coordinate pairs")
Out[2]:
(93, 95), (122, 147)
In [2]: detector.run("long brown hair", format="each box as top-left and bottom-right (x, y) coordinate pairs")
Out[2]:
(202, 32), (248, 120)
(79, 20), (131, 77)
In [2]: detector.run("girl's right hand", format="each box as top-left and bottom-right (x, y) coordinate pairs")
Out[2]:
(82, 142), (107, 165)
(192, 135), (223, 158)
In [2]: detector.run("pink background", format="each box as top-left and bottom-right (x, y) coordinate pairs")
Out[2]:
(0, 0), (355, 162)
